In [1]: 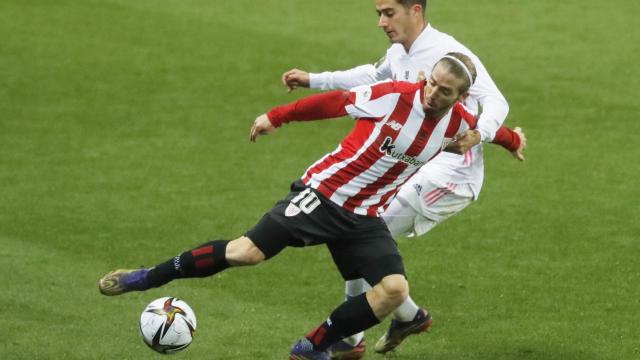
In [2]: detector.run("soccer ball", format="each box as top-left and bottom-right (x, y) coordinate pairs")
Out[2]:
(139, 297), (197, 354)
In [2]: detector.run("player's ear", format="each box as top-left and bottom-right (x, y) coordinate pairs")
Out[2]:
(458, 91), (470, 103)
(411, 4), (423, 16)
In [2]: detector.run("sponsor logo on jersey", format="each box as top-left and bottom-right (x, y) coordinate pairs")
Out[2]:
(386, 120), (402, 131)
(413, 183), (422, 195)
(380, 136), (396, 153)
(379, 137), (426, 167)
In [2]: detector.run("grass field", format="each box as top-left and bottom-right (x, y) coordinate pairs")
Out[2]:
(1, 0), (639, 359)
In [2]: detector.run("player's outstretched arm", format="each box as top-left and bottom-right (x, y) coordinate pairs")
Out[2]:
(285, 59), (391, 92)
(282, 69), (310, 93)
(249, 114), (276, 142)
(250, 90), (353, 142)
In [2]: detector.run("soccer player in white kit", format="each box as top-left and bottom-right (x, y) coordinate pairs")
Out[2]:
(282, 0), (526, 357)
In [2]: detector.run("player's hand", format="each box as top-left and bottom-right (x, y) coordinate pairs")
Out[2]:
(282, 68), (310, 93)
(511, 126), (527, 161)
(250, 114), (276, 142)
(443, 129), (481, 154)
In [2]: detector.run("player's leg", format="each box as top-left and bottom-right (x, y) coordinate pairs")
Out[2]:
(326, 279), (371, 359)
(98, 237), (271, 296)
(329, 197), (418, 359)
(292, 218), (408, 359)
(293, 255), (408, 359)
(381, 194), (433, 323)
(334, 279), (428, 359)
(374, 181), (474, 353)
(373, 305), (433, 354)
(98, 207), (298, 296)
(382, 195), (422, 237)
(98, 238), (234, 296)
(365, 273), (410, 317)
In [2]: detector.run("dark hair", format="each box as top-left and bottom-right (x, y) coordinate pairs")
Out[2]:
(436, 52), (477, 93)
(396, 0), (427, 14)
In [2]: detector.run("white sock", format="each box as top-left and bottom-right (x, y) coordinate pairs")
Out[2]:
(392, 295), (421, 322)
(341, 279), (371, 346)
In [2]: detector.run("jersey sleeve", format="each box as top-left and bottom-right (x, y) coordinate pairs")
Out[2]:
(308, 51), (393, 90)
(267, 90), (352, 127)
(455, 102), (478, 130)
(267, 80), (408, 127)
(467, 55), (510, 142)
(444, 103), (478, 138)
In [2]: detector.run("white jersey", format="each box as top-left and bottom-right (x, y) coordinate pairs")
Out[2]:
(309, 24), (509, 198)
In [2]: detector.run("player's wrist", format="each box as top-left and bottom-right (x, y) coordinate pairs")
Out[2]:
(266, 109), (286, 127)
(477, 128), (491, 143)
(308, 72), (322, 89)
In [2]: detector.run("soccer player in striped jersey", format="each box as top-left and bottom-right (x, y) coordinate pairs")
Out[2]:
(98, 53), (521, 360)
(282, 0), (525, 357)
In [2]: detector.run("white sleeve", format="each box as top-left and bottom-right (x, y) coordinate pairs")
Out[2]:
(309, 54), (393, 91)
(468, 58), (509, 142)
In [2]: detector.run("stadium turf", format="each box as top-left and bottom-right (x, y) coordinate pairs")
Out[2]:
(1, 0), (638, 359)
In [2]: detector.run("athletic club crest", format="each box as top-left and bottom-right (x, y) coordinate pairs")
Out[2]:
(285, 202), (302, 217)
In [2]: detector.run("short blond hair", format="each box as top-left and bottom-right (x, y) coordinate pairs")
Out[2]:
(436, 52), (477, 93)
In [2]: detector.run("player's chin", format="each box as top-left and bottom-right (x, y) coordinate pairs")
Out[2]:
(424, 106), (442, 117)
(423, 101), (435, 111)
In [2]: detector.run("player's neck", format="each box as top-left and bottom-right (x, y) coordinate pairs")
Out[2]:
(402, 21), (427, 52)
(424, 106), (450, 121)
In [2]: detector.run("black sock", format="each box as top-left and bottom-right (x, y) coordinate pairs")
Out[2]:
(306, 293), (380, 351)
(146, 240), (230, 288)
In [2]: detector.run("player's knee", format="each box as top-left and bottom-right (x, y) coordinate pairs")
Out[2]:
(378, 274), (409, 306)
(226, 236), (266, 266)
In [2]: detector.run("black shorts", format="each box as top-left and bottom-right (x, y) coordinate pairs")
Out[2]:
(246, 181), (405, 285)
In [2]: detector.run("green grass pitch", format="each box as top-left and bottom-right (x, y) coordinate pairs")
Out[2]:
(1, 0), (639, 359)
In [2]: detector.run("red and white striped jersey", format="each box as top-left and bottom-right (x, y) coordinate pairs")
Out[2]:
(268, 80), (476, 217)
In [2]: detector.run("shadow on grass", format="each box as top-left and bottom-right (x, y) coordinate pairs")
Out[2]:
(379, 345), (603, 360)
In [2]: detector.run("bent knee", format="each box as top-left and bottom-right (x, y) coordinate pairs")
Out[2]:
(379, 274), (409, 304)
(226, 236), (266, 266)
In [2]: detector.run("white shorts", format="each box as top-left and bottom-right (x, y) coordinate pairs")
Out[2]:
(383, 174), (474, 237)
